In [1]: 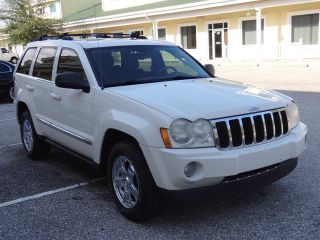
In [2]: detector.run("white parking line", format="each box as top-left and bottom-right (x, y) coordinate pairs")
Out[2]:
(0, 118), (16, 122)
(0, 143), (22, 149)
(0, 177), (106, 209)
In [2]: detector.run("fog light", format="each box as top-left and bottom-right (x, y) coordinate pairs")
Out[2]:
(184, 162), (197, 177)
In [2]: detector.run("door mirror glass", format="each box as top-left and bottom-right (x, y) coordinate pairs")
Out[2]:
(55, 72), (90, 93)
(204, 64), (215, 77)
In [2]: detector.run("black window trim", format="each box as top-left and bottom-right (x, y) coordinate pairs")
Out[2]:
(31, 46), (58, 82)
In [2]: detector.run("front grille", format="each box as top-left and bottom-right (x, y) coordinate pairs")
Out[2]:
(211, 109), (289, 149)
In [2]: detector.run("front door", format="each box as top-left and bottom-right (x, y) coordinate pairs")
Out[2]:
(208, 22), (228, 60)
(214, 30), (222, 58)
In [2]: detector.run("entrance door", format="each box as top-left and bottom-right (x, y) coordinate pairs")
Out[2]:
(214, 30), (222, 58)
(208, 22), (228, 60)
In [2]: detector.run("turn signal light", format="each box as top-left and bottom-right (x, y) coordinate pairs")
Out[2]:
(160, 128), (172, 148)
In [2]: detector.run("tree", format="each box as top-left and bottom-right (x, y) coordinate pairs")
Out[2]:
(0, 0), (63, 45)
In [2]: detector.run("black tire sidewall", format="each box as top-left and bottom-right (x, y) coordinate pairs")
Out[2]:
(108, 141), (161, 221)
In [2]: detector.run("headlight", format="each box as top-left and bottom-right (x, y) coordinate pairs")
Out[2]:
(287, 102), (300, 129)
(161, 118), (215, 148)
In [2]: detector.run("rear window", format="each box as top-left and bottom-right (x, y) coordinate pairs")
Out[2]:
(32, 47), (57, 81)
(17, 48), (37, 75)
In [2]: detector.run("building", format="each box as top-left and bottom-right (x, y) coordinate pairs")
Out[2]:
(61, 0), (320, 63)
(0, 0), (62, 55)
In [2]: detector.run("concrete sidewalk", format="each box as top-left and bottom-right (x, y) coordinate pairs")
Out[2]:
(214, 61), (320, 92)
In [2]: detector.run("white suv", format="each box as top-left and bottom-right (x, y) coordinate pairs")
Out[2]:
(14, 34), (307, 221)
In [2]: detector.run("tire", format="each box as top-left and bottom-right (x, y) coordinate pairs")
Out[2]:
(10, 57), (17, 64)
(20, 110), (50, 160)
(108, 141), (162, 222)
(7, 85), (14, 103)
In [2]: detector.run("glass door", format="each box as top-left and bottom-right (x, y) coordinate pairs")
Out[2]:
(208, 22), (228, 59)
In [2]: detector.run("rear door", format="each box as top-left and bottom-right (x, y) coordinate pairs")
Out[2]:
(30, 46), (58, 138)
(47, 47), (94, 158)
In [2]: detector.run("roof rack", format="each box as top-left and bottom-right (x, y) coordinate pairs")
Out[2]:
(36, 32), (148, 41)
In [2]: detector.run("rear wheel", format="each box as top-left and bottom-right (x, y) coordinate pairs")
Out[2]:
(108, 141), (162, 222)
(7, 85), (14, 103)
(20, 110), (50, 160)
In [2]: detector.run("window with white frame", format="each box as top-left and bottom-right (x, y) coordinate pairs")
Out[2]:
(158, 28), (166, 40)
(242, 19), (264, 45)
(180, 25), (197, 49)
(291, 13), (319, 45)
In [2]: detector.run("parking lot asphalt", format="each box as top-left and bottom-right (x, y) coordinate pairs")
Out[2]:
(0, 84), (320, 239)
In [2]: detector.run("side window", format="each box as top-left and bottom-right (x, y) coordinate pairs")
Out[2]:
(17, 48), (37, 75)
(57, 48), (87, 81)
(32, 47), (57, 81)
(0, 63), (11, 73)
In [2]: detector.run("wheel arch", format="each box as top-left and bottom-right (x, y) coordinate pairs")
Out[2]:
(100, 128), (142, 173)
(16, 101), (29, 124)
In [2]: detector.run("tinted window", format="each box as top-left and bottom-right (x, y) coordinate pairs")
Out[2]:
(86, 45), (210, 88)
(242, 19), (264, 45)
(180, 26), (197, 49)
(17, 48), (37, 75)
(32, 47), (57, 81)
(57, 49), (87, 81)
(292, 14), (319, 44)
(0, 63), (11, 73)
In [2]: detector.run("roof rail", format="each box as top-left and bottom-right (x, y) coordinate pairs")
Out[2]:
(36, 32), (148, 41)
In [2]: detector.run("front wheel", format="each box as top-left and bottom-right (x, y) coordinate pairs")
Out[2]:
(20, 111), (50, 160)
(108, 141), (162, 222)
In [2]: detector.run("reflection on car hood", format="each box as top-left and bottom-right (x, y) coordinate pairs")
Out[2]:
(108, 78), (292, 120)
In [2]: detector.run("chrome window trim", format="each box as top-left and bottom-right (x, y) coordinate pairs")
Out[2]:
(37, 118), (92, 145)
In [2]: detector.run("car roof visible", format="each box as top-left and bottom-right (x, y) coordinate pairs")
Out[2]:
(0, 60), (14, 68)
(26, 39), (176, 49)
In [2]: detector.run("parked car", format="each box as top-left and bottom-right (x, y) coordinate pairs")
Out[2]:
(14, 33), (307, 222)
(0, 47), (19, 64)
(0, 60), (15, 102)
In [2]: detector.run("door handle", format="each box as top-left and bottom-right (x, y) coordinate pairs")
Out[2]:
(26, 85), (34, 92)
(50, 93), (61, 101)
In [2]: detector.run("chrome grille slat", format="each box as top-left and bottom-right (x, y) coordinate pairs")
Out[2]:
(226, 121), (233, 148)
(250, 116), (257, 144)
(278, 111), (283, 135)
(211, 108), (288, 150)
(239, 119), (245, 146)
(261, 114), (267, 141)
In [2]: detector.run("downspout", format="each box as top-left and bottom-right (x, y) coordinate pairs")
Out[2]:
(145, 13), (158, 40)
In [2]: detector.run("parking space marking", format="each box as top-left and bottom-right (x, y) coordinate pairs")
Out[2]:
(0, 177), (106, 209)
(0, 118), (16, 122)
(0, 143), (22, 149)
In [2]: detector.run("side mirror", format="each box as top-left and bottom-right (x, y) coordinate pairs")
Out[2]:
(204, 64), (215, 77)
(55, 72), (90, 93)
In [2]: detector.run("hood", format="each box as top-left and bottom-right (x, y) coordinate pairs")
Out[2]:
(108, 78), (292, 120)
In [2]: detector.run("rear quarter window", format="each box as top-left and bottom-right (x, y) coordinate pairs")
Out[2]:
(17, 48), (37, 75)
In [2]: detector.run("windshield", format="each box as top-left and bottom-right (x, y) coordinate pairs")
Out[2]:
(85, 45), (210, 87)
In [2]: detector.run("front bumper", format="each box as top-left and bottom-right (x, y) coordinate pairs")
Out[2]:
(160, 157), (298, 202)
(141, 123), (307, 190)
